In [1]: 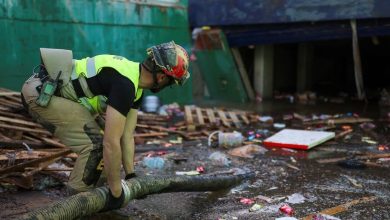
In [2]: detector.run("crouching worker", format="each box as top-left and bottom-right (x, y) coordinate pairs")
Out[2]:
(21, 41), (190, 211)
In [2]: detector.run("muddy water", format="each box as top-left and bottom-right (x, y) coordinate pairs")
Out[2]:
(97, 100), (389, 220)
(1, 100), (389, 219)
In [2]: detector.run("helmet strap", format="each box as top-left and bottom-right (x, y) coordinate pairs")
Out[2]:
(142, 62), (160, 90)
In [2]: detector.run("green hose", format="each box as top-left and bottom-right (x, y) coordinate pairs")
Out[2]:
(21, 173), (254, 220)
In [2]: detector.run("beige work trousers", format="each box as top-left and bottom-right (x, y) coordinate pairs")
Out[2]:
(21, 76), (104, 192)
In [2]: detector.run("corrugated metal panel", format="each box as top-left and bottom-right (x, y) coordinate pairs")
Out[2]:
(0, 0), (192, 104)
(189, 0), (390, 26)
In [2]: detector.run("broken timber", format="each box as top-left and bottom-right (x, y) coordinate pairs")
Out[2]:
(184, 105), (252, 130)
(21, 173), (254, 220)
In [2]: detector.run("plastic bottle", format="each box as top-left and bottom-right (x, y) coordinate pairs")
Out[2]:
(142, 95), (160, 113)
(143, 156), (165, 169)
(208, 152), (231, 166)
(208, 131), (243, 148)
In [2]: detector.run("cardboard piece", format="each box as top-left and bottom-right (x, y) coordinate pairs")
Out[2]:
(263, 129), (335, 150)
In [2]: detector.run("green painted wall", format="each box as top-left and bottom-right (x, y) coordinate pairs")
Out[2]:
(0, 0), (192, 104)
(194, 32), (248, 103)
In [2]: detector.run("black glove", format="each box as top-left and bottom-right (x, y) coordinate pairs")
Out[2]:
(100, 188), (125, 212)
(125, 173), (137, 180)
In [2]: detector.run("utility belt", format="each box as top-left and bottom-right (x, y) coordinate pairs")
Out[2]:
(35, 48), (95, 107)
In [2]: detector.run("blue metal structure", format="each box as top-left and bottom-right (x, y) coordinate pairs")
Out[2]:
(189, 0), (390, 26)
(189, 0), (390, 46)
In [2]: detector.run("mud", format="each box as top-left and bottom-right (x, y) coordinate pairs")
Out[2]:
(1, 101), (389, 219)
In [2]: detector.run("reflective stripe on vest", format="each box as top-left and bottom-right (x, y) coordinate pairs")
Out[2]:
(73, 55), (143, 114)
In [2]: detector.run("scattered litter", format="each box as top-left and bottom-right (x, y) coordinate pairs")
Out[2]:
(249, 203), (263, 212)
(283, 114), (293, 121)
(266, 186), (278, 191)
(301, 196), (376, 220)
(264, 129), (335, 150)
(142, 95), (161, 113)
(209, 152), (231, 166)
(359, 122), (376, 131)
(341, 125), (352, 130)
(22, 142), (33, 155)
(312, 214), (341, 220)
(281, 148), (297, 153)
(279, 204), (294, 216)
(169, 137), (183, 144)
(227, 144), (268, 158)
(290, 157), (297, 163)
(196, 166), (205, 173)
(378, 158), (390, 163)
(240, 198), (255, 205)
(143, 156), (165, 169)
(378, 145), (389, 151)
(208, 131), (243, 148)
(284, 162), (300, 171)
(175, 170), (200, 176)
(229, 167), (249, 175)
(274, 123), (286, 129)
(361, 137), (378, 145)
(341, 175), (363, 188)
(259, 116), (273, 123)
(230, 181), (250, 194)
(254, 195), (273, 203)
(275, 217), (298, 220)
(285, 193), (306, 204)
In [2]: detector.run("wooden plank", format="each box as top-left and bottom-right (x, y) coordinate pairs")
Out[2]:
(0, 98), (23, 107)
(134, 132), (168, 138)
(240, 114), (250, 125)
(217, 110), (231, 127)
(1, 95), (22, 103)
(41, 137), (67, 148)
(195, 107), (205, 125)
(350, 19), (365, 100)
(301, 196), (376, 220)
(0, 132), (12, 140)
(0, 140), (50, 148)
(228, 111), (241, 128)
(0, 150), (53, 161)
(206, 108), (216, 124)
(231, 48), (255, 100)
(0, 111), (30, 120)
(22, 135), (43, 143)
(317, 153), (390, 164)
(184, 106), (193, 124)
(0, 92), (20, 96)
(304, 117), (372, 125)
(137, 124), (191, 140)
(0, 106), (11, 111)
(0, 123), (51, 136)
(0, 149), (71, 175)
(0, 115), (42, 128)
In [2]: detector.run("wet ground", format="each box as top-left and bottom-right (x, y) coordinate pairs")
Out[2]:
(1, 100), (390, 219)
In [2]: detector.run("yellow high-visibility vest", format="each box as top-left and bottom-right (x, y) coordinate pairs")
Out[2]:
(72, 55), (143, 114)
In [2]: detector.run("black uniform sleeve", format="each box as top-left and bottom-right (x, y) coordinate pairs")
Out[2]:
(85, 67), (139, 116)
(131, 93), (144, 109)
(106, 79), (136, 117)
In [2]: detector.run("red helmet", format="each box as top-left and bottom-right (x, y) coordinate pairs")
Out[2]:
(147, 41), (190, 85)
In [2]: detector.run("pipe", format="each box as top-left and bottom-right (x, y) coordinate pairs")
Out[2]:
(21, 173), (254, 220)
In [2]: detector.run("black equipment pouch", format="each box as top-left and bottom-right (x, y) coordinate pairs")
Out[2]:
(35, 71), (62, 107)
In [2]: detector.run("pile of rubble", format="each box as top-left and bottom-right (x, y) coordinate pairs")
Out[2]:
(0, 87), (259, 189)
